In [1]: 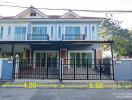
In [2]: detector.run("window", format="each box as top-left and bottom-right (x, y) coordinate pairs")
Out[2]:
(69, 52), (92, 68)
(8, 26), (11, 35)
(91, 25), (96, 38)
(84, 26), (87, 34)
(84, 26), (87, 37)
(0, 27), (3, 38)
(51, 26), (54, 38)
(65, 26), (80, 34)
(82, 53), (87, 67)
(76, 53), (81, 67)
(58, 26), (61, 38)
(70, 53), (75, 67)
(92, 26), (95, 32)
(15, 27), (26, 34)
(32, 26), (47, 34)
(30, 12), (36, 16)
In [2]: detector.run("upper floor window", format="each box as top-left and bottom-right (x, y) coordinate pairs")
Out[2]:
(51, 26), (54, 38)
(32, 26), (47, 34)
(30, 12), (36, 16)
(84, 26), (87, 34)
(15, 27), (26, 34)
(91, 25), (96, 38)
(58, 26), (61, 38)
(92, 26), (95, 32)
(84, 26), (88, 37)
(0, 27), (3, 38)
(65, 26), (80, 34)
(8, 26), (11, 36)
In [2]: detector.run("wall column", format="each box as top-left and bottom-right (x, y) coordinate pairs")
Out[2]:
(110, 43), (115, 80)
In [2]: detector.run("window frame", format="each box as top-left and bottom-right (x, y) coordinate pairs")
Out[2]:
(0, 26), (3, 38)
(68, 51), (94, 68)
(64, 25), (82, 34)
(65, 26), (81, 34)
(84, 25), (89, 39)
(51, 26), (54, 39)
(8, 26), (11, 36)
(31, 25), (48, 34)
(15, 26), (27, 34)
(30, 12), (36, 17)
(57, 25), (62, 39)
(91, 24), (96, 39)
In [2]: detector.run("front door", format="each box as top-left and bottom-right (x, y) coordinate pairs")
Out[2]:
(69, 52), (93, 68)
(35, 51), (58, 68)
(47, 52), (58, 68)
(35, 52), (46, 68)
(35, 51), (59, 79)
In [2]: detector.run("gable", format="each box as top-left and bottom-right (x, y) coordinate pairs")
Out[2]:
(60, 11), (81, 18)
(15, 6), (48, 18)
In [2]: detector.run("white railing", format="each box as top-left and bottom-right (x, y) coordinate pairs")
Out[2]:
(14, 34), (26, 41)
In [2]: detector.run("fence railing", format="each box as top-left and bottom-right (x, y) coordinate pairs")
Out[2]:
(61, 59), (113, 80)
(27, 34), (49, 40)
(13, 59), (114, 80)
(62, 34), (85, 40)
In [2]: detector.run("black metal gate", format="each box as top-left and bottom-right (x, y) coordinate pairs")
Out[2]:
(13, 59), (114, 80)
(60, 59), (114, 80)
(13, 59), (60, 79)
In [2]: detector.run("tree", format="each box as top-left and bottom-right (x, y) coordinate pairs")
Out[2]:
(100, 18), (130, 56)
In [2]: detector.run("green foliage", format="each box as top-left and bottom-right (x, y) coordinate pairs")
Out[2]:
(100, 18), (132, 56)
(112, 35), (128, 56)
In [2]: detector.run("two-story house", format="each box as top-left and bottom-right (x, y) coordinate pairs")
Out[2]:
(0, 6), (114, 80)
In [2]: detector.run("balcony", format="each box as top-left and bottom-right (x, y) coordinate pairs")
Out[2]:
(62, 34), (85, 40)
(14, 34), (26, 41)
(27, 34), (49, 40)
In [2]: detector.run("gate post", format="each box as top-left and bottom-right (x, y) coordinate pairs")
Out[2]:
(99, 59), (102, 80)
(74, 59), (75, 80)
(15, 55), (19, 78)
(110, 43), (115, 80)
(87, 59), (89, 80)
(59, 59), (63, 82)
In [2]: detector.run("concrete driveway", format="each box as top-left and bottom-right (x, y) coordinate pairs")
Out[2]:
(0, 88), (132, 100)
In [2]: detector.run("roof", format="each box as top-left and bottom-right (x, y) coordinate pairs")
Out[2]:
(0, 6), (105, 21)
(0, 16), (105, 19)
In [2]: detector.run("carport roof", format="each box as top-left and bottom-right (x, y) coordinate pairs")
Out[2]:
(0, 41), (113, 44)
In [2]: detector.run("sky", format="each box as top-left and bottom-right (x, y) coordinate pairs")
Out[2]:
(0, 0), (132, 29)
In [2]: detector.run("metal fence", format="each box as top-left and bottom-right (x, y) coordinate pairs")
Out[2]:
(13, 59), (114, 80)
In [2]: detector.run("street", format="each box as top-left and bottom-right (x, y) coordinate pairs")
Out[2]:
(0, 88), (132, 100)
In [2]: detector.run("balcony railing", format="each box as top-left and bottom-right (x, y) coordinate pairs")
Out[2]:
(62, 34), (85, 40)
(14, 34), (26, 41)
(27, 34), (49, 40)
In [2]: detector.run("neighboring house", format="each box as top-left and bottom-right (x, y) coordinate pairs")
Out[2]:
(0, 6), (114, 80)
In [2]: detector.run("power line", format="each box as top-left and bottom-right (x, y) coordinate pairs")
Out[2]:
(0, 1), (18, 4)
(0, 4), (27, 8)
(0, 4), (132, 13)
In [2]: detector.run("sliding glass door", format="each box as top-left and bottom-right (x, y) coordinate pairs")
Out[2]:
(47, 52), (57, 68)
(35, 52), (46, 68)
(35, 51), (58, 68)
(69, 52), (93, 68)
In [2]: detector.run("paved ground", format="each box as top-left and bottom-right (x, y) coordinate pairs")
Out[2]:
(0, 80), (132, 100)
(0, 87), (132, 100)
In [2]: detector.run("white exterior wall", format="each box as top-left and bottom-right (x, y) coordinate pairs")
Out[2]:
(0, 21), (99, 41)
(0, 22), (28, 41)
